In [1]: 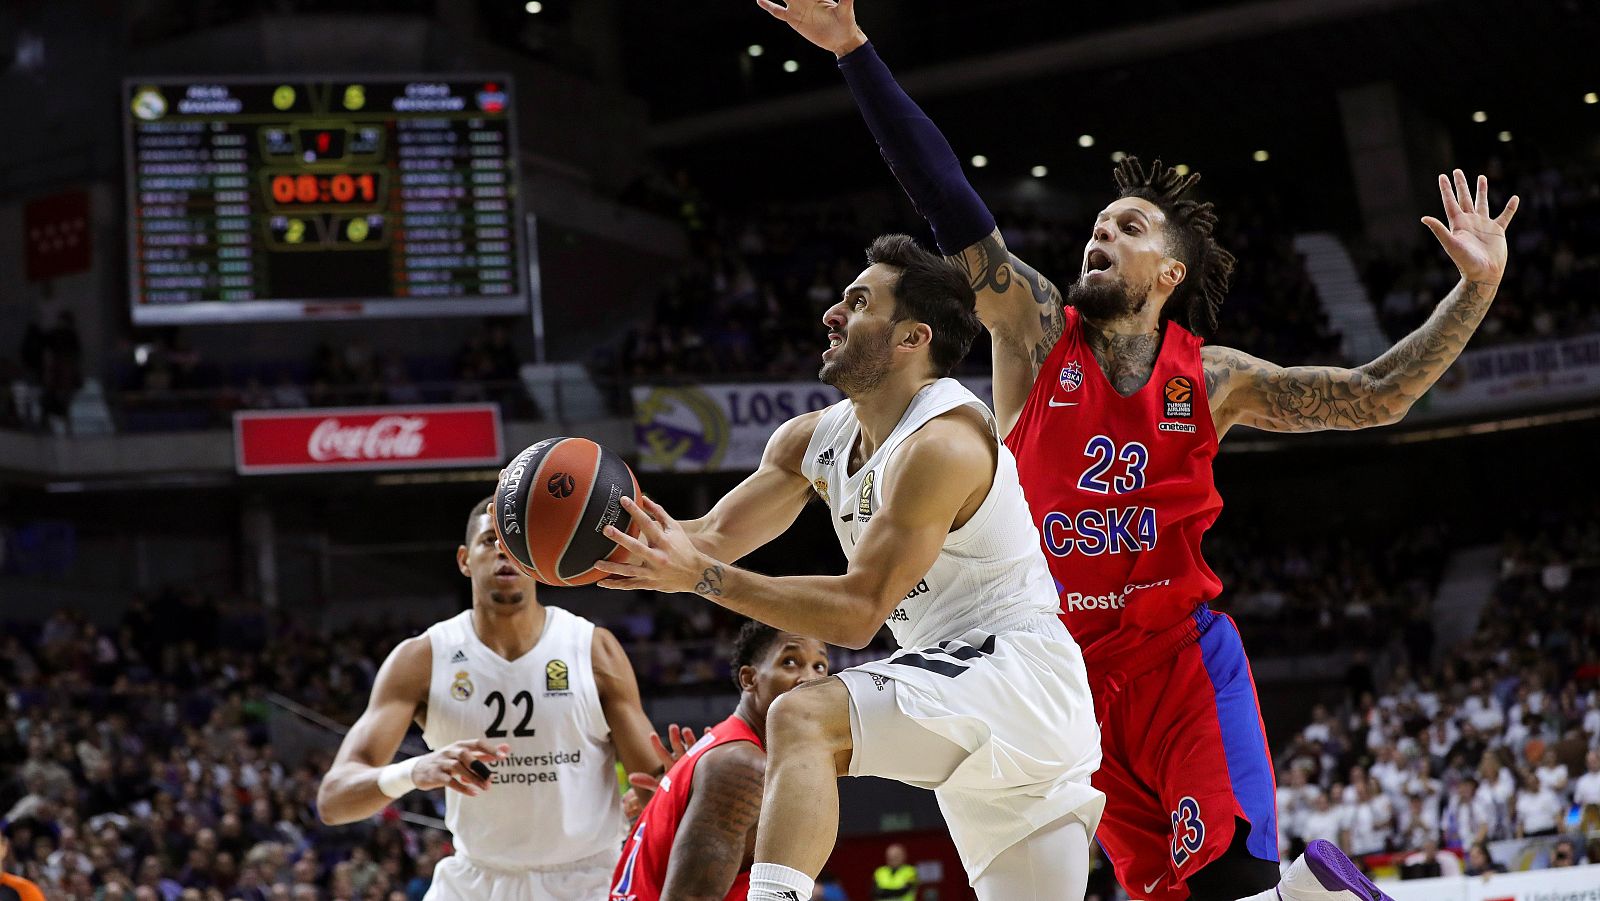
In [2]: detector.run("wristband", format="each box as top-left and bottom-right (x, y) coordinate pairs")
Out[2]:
(377, 759), (418, 799)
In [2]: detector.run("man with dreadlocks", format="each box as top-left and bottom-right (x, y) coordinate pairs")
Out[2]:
(762, 3), (1520, 901)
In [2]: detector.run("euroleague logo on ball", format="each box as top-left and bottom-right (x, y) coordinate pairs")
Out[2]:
(1164, 376), (1193, 418)
(546, 472), (576, 498)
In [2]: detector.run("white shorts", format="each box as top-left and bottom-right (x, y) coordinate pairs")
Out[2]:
(837, 615), (1104, 881)
(425, 851), (614, 901)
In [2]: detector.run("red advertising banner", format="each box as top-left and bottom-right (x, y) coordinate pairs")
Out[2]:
(25, 189), (92, 281)
(234, 404), (503, 475)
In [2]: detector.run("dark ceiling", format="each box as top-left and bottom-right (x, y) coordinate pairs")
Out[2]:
(622, 0), (1600, 228)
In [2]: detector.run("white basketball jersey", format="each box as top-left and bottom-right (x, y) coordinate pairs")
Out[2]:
(800, 378), (1059, 649)
(421, 606), (625, 870)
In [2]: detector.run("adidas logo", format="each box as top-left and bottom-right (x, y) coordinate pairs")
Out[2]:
(777, 893), (802, 901)
(815, 448), (835, 467)
(450, 650), (467, 664)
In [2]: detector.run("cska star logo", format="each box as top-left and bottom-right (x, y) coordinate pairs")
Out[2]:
(1060, 362), (1084, 392)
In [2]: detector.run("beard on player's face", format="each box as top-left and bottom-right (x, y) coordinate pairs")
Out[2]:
(819, 323), (896, 396)
(487, 588), (525, 606)
(1067, 270), (1157, 323)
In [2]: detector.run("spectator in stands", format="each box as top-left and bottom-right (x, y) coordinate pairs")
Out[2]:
(1549, 839), (1579, 868)
(1513, 770), (1563, 838)
(1462, 842), (1505, 877)
(0, 830), (47, 901)
(1574, 751), (1600, 832)
(1399, 834), (1460, 880)
(1442, 777), (1494, 849)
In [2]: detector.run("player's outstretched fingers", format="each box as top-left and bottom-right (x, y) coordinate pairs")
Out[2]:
(1496, 195), (1520, 229)
(637, 494), (675, 527)
(1452, 169), (1472, 212)
(667, 723), (698, 758)
(1436, 174), (1461, 222)
(601, 525), (653, 562)
(1420, 216), (1452, 245)
(756, 0), (791, 18)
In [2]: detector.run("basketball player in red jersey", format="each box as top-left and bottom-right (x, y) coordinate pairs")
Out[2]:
(610, 622), (830, 901)
(763, 3), (1519, 899)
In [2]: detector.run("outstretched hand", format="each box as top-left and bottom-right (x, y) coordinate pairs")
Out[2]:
(596, 496), (725, 598)
(756, 0), (868, 58)
(620, 724), (700, 818)
(1421, 169), (1519, 285)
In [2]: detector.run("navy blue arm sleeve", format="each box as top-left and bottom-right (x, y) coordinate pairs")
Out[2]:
(837, 41), (996, 256)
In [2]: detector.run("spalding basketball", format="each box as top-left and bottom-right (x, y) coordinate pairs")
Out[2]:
(493, 437), (641, 586)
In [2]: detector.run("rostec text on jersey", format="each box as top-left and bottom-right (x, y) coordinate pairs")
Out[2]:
(1041, 507), (1158, 556)
(1061, 579), (1173, 612)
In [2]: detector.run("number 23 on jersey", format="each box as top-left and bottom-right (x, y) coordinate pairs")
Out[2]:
(1041, 435), (1157, 558)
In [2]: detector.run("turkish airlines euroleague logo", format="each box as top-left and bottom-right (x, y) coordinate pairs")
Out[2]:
(546, 472), (576, 498)
(1164, 377), (1193, 419)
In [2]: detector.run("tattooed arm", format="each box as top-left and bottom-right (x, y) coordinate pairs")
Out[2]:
(595, 413), (996, 648)
(659, 743), (766, 901)
(756, 2), (1065, 436)
(952, 230), (1069, 438)
(1205, 170), (1519, 437)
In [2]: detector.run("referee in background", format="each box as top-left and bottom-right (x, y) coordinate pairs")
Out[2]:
(873, 844), (917, 901)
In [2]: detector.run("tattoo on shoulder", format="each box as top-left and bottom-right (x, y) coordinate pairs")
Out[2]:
(1026, 265), (1067, 368)
(957, 229), (1066, 373)
(959, 230), (1013, 296)
(1202, 346), (1242, 398)
(666, 751), (763, 892)
(695, 565), (724, 598)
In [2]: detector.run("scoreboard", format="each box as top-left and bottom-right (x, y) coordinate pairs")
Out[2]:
(123, 76), (528, 323)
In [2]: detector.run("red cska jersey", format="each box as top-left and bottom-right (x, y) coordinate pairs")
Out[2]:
(610, 715), (763, 901)
(1005, 306), (1224, 663)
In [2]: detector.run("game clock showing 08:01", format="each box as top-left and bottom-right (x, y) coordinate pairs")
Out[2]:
(123, 77), (529, 324)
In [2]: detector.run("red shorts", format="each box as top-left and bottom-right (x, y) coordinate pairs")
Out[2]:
(1087, 608), (1278, 901)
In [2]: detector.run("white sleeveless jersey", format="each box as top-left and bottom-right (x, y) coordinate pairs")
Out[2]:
(800, 378), (1059, 649)
(421, 606), (625, 870)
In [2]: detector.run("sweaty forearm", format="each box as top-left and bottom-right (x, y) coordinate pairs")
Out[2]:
(1359, 277), (1498, 405)
(689, 562), (886, 649)
(837, 41), (995, 254)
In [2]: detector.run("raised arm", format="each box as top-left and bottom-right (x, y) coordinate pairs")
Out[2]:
(596, 411), (994, 648)
(1205, 171), (1518, 437)
(758, 0), (1065, 435)
(658, 743), (766, 901)
(593, 625), (668, 785)
(317, 636), (509, 825)
(670, 410), (820, 563)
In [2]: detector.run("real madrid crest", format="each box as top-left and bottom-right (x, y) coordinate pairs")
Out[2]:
(812, 478), (830, 504)
(451, 670), (474, 701)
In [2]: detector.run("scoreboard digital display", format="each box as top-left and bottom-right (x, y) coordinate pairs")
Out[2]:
(123, 76), (528, 323)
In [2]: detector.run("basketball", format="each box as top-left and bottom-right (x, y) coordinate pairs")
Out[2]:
(493, 436), (641, 586)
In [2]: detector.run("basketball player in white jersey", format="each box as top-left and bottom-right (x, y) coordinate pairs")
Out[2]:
(595, 234), (1105, 901)
(317, 497), (666, 901)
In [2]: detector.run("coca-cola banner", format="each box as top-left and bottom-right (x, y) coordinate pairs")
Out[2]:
(234, 405), (503, 475)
